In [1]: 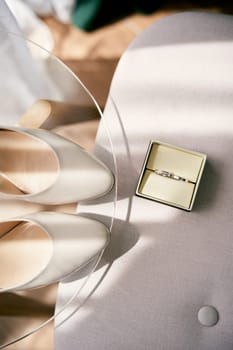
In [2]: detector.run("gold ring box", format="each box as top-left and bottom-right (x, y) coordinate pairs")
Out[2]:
(136, 141), (207, 211)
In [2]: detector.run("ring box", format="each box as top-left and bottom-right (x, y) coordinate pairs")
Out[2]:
(136, 141), (207, 211)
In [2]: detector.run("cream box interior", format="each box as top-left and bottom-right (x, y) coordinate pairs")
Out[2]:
(136, 141), (207, 211)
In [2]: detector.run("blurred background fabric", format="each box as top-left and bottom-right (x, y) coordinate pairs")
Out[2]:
(4, 0), (54, 50)
(11, 0), (75, 23)
(2, 0), (233, 107)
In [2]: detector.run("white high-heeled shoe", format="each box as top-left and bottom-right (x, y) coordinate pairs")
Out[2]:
(0, 126), (114, 204)
(0, 211), (109, 292)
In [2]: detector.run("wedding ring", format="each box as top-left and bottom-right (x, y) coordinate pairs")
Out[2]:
(148, 168), (195, 184)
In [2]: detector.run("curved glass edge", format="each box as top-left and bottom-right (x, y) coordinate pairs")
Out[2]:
(0, 31), (118, 348)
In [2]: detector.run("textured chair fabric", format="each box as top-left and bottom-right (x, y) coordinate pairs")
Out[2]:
(56, 12), (233, 350)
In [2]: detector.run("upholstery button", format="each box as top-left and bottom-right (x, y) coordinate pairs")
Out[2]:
(198, 306), (219, 327)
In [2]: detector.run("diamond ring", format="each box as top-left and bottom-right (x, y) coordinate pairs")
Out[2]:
(148, 168), (195, 184)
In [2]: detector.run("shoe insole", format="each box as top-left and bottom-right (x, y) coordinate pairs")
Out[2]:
(18, 100), (100, 130)
(0, 130), (58, 195)
(0, 173), (24, 195)
(17, 99), (100, 152)
(0, 222), (52, 290)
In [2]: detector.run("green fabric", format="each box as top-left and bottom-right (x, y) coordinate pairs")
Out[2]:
(72, 0), (102, 30)
(72, 0), (161, 31)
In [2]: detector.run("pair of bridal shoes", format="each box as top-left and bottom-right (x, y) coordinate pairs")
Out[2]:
(0, 125), (114, 291)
